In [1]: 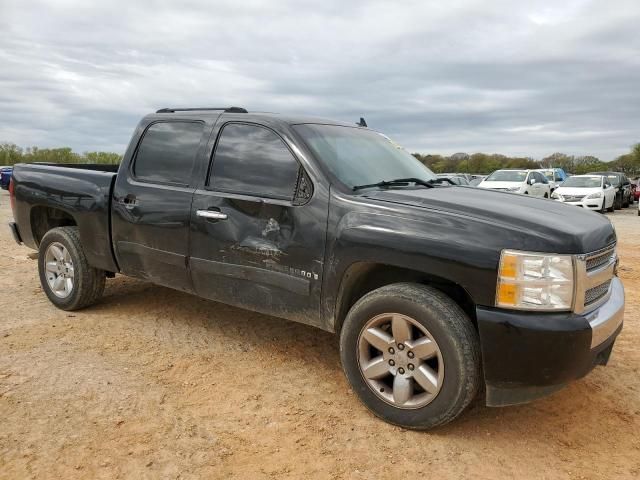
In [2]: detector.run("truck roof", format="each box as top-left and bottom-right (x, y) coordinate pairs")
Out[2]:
(148, 107), (361, 129)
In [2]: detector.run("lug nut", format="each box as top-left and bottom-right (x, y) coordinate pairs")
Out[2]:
(398, 367), (405, 374)
(408, 363), (414, 371)
(388, 347), (395, 354)
(389, 359), (395, 366)
(407, 351), (414, 358)
(397, 343), (405, 350)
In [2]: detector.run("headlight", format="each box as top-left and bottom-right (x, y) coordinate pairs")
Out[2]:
(551, 192), (563, 200)
(586, 192), (602, 199)
(506, 186), (520, 192)
(496, 250), (574, 311)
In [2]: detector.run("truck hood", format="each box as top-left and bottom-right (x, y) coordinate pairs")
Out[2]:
(361, 186), (616, 254)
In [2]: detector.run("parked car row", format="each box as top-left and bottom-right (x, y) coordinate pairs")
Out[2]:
(587, 171), (634, 209)
(443, 167), (635, 215)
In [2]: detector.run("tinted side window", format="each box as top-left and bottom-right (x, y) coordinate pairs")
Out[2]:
(210, 123), (300, 200)
(537, 172), (548, 183)
(134, 122), (204, 184)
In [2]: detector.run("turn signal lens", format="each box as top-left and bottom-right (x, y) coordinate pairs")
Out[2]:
(499, 254), (518, 279)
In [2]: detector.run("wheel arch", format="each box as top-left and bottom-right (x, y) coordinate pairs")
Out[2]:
(333, 261), (477, 335)
(30, 205), (78, 246)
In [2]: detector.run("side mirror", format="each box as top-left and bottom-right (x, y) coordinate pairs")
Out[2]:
(529, 178), (536, 185)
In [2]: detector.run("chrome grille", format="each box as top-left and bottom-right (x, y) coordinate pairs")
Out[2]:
(574, 244), (617, 314)
(586, 245), (616, 272)
(585, 280), (611, 306)
(564, 195), (585, 202)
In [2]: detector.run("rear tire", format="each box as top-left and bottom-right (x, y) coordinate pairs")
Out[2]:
(607, 202), (615, 213)
(614, 195), (622, 210)
(339, 283), (481, 430)
(38, 227), (105, 311)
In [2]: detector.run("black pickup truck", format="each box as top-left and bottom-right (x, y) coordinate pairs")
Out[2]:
(8, 107), (624, 429)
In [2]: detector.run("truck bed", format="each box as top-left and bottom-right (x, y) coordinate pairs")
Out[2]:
(31, 162), (120, 172)
(11, 163), (119, 272)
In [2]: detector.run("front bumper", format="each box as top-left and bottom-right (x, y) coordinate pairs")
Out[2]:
(477, 277), (624, 406)
(555, 197), (604, 210)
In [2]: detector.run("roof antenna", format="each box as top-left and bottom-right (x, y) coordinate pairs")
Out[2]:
(357, 117), (367, 127)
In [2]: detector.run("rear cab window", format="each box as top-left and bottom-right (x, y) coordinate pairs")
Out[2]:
(209, 123), (301, 201)
(133, 121), (205, 185)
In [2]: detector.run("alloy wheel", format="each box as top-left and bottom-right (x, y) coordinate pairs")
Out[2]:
(44, 242), (75, 298)
(357, 313), (444, 409)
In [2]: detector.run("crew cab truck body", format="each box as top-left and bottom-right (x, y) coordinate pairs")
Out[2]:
(8, 107), (624, 429)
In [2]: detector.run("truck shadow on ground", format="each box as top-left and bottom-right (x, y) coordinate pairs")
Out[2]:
(85, 274), (633, 441)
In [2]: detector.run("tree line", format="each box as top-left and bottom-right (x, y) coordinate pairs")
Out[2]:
(412, 143), (640, 177)
(2, 140), (639, 177)
(0, 143), (121, 166)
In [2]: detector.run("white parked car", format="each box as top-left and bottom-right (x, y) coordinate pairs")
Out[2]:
(551, 175), (615, 213)
(477, 169), (551, 198)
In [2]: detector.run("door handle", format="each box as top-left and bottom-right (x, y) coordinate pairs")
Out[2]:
(119, 194), (138, 209)
(197, 209), (228, 220)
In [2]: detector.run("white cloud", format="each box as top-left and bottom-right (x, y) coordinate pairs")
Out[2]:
(0, 0), (638, 159)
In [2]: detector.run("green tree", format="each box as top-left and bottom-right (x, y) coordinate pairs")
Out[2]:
(0, 143), (23, 165)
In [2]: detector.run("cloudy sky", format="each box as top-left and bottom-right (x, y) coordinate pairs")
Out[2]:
(1, 0), (638, 160)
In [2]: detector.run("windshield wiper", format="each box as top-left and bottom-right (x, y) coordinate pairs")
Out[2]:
(352, 177), (455, 191)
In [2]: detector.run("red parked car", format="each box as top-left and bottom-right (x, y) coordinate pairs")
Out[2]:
(633, 179), (639, 202)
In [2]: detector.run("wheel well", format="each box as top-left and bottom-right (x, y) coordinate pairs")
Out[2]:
(30, 206), (77, 246)
(334, 262), (477, 334)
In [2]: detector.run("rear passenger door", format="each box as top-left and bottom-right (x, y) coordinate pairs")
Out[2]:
(112, 120), (209, 292)
(189, 121), (328, 326)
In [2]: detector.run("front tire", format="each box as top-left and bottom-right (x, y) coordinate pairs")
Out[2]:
(599, 201), (606, 214)
(38, 226), (105, 310)
(340, 283), (481, 430)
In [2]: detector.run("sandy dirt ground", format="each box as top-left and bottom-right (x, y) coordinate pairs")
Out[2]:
(0, 189), (639, 479)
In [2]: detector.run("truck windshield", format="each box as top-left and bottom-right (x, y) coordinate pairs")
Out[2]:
(485, 170), (527, 182)
(293, 124), (437, 189)
(561, 177), (602, 188)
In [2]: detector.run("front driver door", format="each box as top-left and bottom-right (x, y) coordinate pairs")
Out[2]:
(189, 121), (328, 327)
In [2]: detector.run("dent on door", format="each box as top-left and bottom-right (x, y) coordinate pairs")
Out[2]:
(228, 201), (292, 261)
(191, 197), (316, 298)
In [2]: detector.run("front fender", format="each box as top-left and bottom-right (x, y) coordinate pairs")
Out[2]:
(322, 210), (501, 328)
